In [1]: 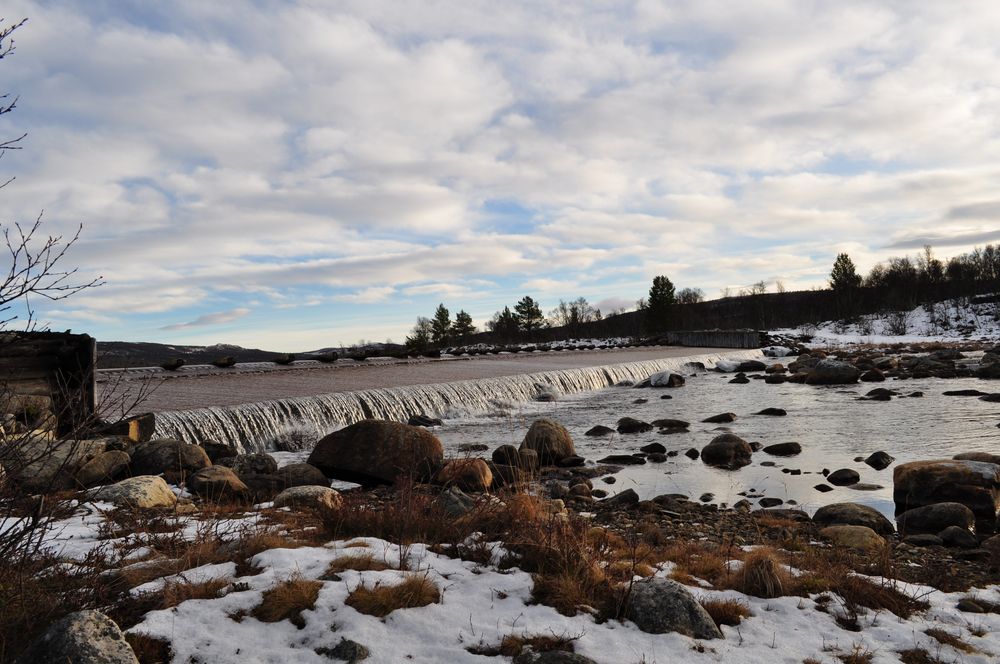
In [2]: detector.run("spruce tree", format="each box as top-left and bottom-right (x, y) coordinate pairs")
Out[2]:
(514, 295), (545, 334)
(646, 275), (676, 332)
(451, 310), (476, 341)
(829, 253), (862, 290)
(430, 303), (451, 345)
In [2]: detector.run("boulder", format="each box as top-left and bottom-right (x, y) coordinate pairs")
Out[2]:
(131, 439), (211, 478)
(762, 442), (801, 457)
(520, 419), (575, 465)
(806, 359), (860, 385)
(487, 462), (529, 489)
(435, 458), (493, 492)
(617, 417), (654, 434)
(894, 459), (1000, 532)
(649, 371), (685, 387)
(2, 436), (107, 492)
(308, 419), (444, 486)
(953, 452), (1000, 466)
(702, 412), (736, 424)
(827, 469), (860, 486)
(86, 476), (176, 509)
(737, 360), (767, 372)
(75, 450), (131, 488)
(187, 466), (249, 502)
(598, 454), (646, 465)
(939, 525), (978, 548)
(640, 442), (667, 454)
(408, 414), (443, 427)
(240, 473), (286, 501)
(601, 488), (639, 508)
(819, 525), (884, 551)
(813, 503), (895, 536)
(860, 369), (885, 382)
(756, 408), (787, 416)
(701, 433), (753, 470)
(217, 453), (278, 477)
(651, 419), (689, 429)
(625, 578), (723, 639)
(276, 463), (330, 488)
(273, 485), (342, 511)
(864, 451), (895, 471)
(584, 425), (615, 437)
(201, 440), (238, 463)
(897, 502), (976, 536)
(729, 374), (750, 384)
(13, 610), (138, 664)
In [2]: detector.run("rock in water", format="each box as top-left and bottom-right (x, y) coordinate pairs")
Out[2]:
(276, 463), (329, 488)
(756, 408), (787, 416)
(520, 419), (575, 465)
(625, 578), (723, 639)
(702, 412), (736, 424)
(648, 370), (685, 387)
(584, 425), (615, 437)
(701, 433), (753, 469)
(827, 469), (861, 486)
(762, 442), (801, 457)
(14, 610), (138, 664)
(307, 419), (444, 486)
(617, 417), (654, 433)
(806, 359), (860, 385)
(217, 453), (277, 477)
(865, 451), (895, 470)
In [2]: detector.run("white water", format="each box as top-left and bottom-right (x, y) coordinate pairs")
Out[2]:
(152, 351), (761, 452)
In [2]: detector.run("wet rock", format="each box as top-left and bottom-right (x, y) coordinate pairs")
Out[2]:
(980, 394), (1000, 403)
(699, 492), (714, 502)
(602, 476), (617, 484)
(860, 369), (885, 382)
(436, 458), (493, 492)
(625, 578), (723, 639)
(584, 425), (615, 437)
(813, 502), (895, 536)
(864, 451), (895, 471)
(755, 408), (787, 416)
(519, 419), (576, 466)
(132, 439), (211, 479)
(953, 451), (1000, 465)
(557, 455), (585, 468)
(737, 360), (767, 372)
(75, 450), (131, 488)
(729, 374), (750, 384)
(659, 427), (688, 436)
(651, 419), (689, 429)
(14, 610), (139, 664)
(827, 469), (861, 486)
(274, 485), (342, 511)
(819, 525), (884, 551)
(684, 448), (700, 460)
(187, 466), (250, 502)
(640, 442), (667, 454)
(277, 463), (330, 488)
(487, 462), (529, 489)
(814, 483), (833, 492)
(601, 488), (639, 508)
(806, 359), (860, 385)
(938, 525), (978, 548)
(202, 440), (239, 463)
(758, 497), (783, 508)
(649, 371), (685, 387)
(897, 502), (975, 536)
(660, 394), (673, 400)
(753, 508), (811, 523)
(701, 433), (753, 470)
(617, 417), (654, 434)
(764, 374), (786, 384)
(241, 473), (285, 501)
(762, 442), (801, 457)
(865, 388), (894, 401)
(702, 412), (736, 424)
(749, 441), (763, 451)
(598, 454), (646, 465)
(847, 483), (884, 491)
(308, 419), (444, 486)
(647, 453), (667, 462)
(407, 414), (443, 427)
(893, 459), (1000, 532)
(458, 443), (489, 453)
(633, 398), (648, 404)
(85, 475), (177, 509)
(943, 389), (988, 397)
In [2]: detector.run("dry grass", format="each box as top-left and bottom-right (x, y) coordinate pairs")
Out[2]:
(924, 627), (978, 653)
(251, 577), (323, 628)
(161, 578), (229, 608)
(730, 548), (791, 598)
(345, 574), (440, 617)
(663, 541), (731, 586)
(323, 552), (396, 577)
(838, 643), (874, 664)
(699, 597), (752, 626)
(468, 633), (579, 657)
(125, 632), (173, 664)
(898, 648), (946, 664)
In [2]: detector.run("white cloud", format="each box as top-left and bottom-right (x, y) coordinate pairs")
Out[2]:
(161, 308), (251, 330)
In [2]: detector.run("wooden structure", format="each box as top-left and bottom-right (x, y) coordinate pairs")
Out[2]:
(657, 329), (762, 349)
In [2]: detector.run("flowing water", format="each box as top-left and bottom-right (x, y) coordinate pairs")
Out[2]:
(152, 350), (1000, 519)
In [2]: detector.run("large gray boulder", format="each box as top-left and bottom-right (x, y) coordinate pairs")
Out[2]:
(625, 578), (723, 639)
(273, 485), (342, 511)
(897, 502), (976, 536)
(130, 439), (211, 478)
(308, 419), (443, 486)
(276, 462), (329, 488)
(813, 503), (895, 537)
(14, 610), (138, 664)
(186, 466), (249, 502)
(806, 359), (860, 385)
(519, 419), (575, 465)
(75, 450), (131, 488)
(701, 433), (753, 470)
(2, 436), (106, 492)
(216, 453), (278, 477)
(86, 476), (177, 509)
(894, 459), (1000, 532)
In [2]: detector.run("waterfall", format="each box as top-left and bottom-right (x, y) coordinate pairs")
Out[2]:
(151, 350), (761, 452)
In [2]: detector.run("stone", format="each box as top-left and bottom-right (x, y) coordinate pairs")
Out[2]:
(942, 389), (987, 397)
(513, 652), (599, 664)
(756, 408), (787, 416)
(702, 412), (736, 424)
(953, 452), (1000, 465)
(601, 488), (639, 508)
(827, 469), (861, 486)
(897, 502), (976, 536)
(648, 371), (685, 387)
(86, 476), (177, 509)
(201, 440), (238, 463)
(764, 374), (786, 384)
(407, 414), (443, 427)
(806, 359), (860, 385)
(131, 439), (211, 478)
(701, 433), (753, 469)
(684, 448), (700, 460)
(813, 503), (895, 536)
(819, 525), (884, 551)
(651, 418), (690, 429)
(617, 417), (654, 434)
(864, 451), (895, 471)
(640, 442), (667, 454)
(317, 638), (370, 663)
(240, 473), (286, 501)
(487, 462), (529, 489)
(557, 455), (585, 468)
(273, 485), (342, 511)
(814, 483), (833, 492)
(893, 459), (1000, 532)
(938, 525), (978, 548)
(903, 534), (943, 547)
(520, 419), (576, 464)
(2, 436), (106, 492)
(435, 458), (493, 492)
(624, 578), (723, 639)
(276, 463), (330, 488)
(308, 419), (444, 486)
(737, 360), (767, 372)
(597, 454), (646, 465)
(75, 450), (131, 488)
(758, 497), (783, 508)
(729, 374), (750, 384)
(762, 442), (801, 457)
(584, 425), (615, 437)
(860, 369), (885, 382)
(13, 610), (138, 664)
(865, 388), (894, 401)
(187, 466), (250, 502)
(217, 453), (278, 477)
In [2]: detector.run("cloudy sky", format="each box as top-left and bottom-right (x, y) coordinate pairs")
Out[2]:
(2, 1), (999, 350)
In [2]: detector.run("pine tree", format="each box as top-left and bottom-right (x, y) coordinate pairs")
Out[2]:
(430, 303), (451, 345)
(829, 253), (862, 290)
(451, 310), (476, 341)
(646, 275), (676, 332)
(487, 306), (519, 341)
(514, 295), (545, 334)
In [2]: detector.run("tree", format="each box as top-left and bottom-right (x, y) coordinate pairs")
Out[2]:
(645, 275), (676, 332)
(487, 306), (519, 341)
(676, 287), (704, 304)
(548, 297), (599, 329)
(405, 317), (433, 353)
(514, 295), (545, 334)
(829, 253), (862, 291)
(450, 310), (476, 341)
(430, 303), (451, 345)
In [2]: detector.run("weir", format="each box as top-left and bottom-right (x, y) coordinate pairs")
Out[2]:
(151, 349), (762, 452)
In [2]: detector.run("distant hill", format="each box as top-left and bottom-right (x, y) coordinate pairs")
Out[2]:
(96, 341), (405, 369)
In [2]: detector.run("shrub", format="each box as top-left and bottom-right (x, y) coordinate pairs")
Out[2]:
(345, 575), (440, 617)
(699, 598), (752, 626)
(251, 577), (323, 628)
(125, 633), (173, 664)
(323, 552), (395, 577)
(730, 548), (791, 598)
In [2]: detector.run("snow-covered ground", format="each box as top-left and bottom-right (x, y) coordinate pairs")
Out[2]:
(773, 297), (1000, 347)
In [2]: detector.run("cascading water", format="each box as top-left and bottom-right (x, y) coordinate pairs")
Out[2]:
(152, 350), (762, 452)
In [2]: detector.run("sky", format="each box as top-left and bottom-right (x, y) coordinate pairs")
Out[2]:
(2, 1), (1000, 350)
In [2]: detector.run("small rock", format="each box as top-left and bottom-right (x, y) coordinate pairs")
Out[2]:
(756, 408), (787, 416)
(826, 469), (860, 486)
(585, 425), (615, 437)
(864, 451), (895, 471)
(938, 525), (978, 549)
(762, 442), (801, 456)
(702, 412), (736, 424)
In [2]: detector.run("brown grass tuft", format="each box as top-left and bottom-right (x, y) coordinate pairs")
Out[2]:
(468, 633), (579, 657)
(251, 577), (323, 628)
(664, 541), (730, 586)
(125, 632), (173, 664)
(731, 548), (791, 598)
(700, 597), (752, 626)
(324, 552), (396, 577)
(345, 574), (440, 617)
(838, 643), (874, 664)
(161, 578), (229, 608)
(898, 648), (946, 664)
(924, 627), (978, 653)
